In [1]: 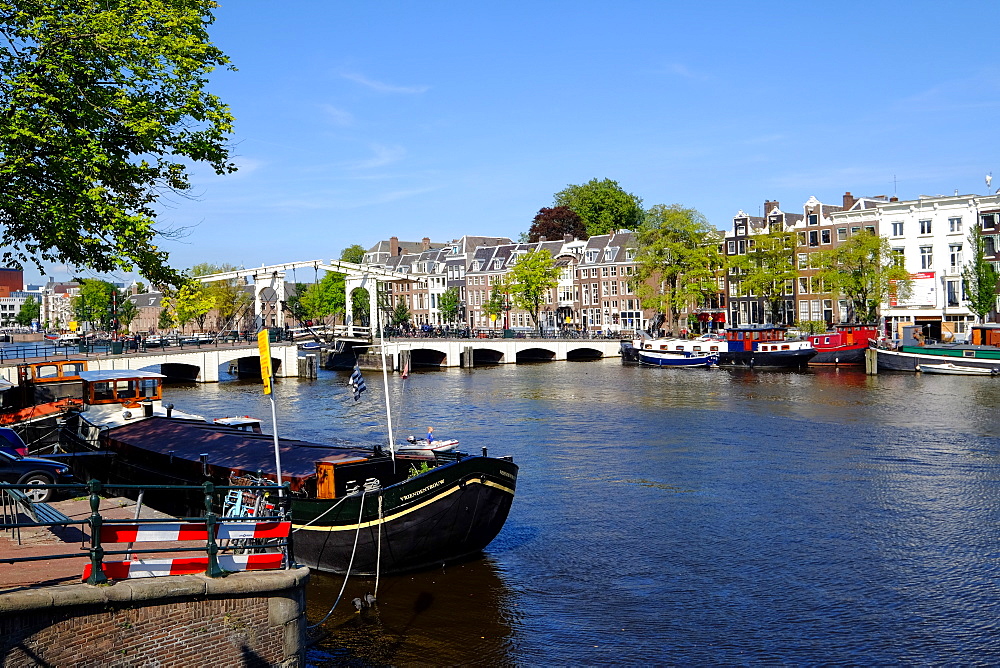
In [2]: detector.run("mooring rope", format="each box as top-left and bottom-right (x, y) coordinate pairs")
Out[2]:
(307, 490), (367, 629)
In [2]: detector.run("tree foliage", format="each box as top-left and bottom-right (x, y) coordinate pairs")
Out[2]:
(484, 284), (507, 328)
(962, 225), (999, 322)
(161, 283), (213, 333)
(554, 178), (643, 236)
(72, 279), (115, 330)
(812, 230), (912, 324)
(728, 229), (797, 324)
(14, 295), (38, 326)
(438, 287), (461, 324)
(506, 249), (560, 334)
(632, 204), (723, 335)
(190, 263), (251, 330)
(527, 206), (587, 242)
(0, 1), (236, 286)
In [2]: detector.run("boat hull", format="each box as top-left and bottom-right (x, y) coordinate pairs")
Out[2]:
(875, 347), (1000, 373)
(807, 346), (867, 366)
(637, 350), (717, 367)
(718, 348), (816, 369)
(293, 455), (518, 575)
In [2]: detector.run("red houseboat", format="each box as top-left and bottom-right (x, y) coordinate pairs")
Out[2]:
(807, 324), (880, 366)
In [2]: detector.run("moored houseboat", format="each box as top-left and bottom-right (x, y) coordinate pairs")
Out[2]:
(58, 368), (519, 576)
(807, 323), (880, 366)
(872, 324), (1000, 373)
(718, 325), (816, 368)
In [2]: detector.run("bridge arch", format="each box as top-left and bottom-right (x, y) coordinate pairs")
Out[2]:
(566, 346), (605, 361)
(515, 347), (556, 363)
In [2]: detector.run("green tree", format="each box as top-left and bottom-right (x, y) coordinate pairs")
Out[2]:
(72, 279), (115, 331)
(438, 287), (461, 324)
(191, 263), (251, 330)
(389, 298), (411, 328)
(14, 295), (38, 326)
(117, 296), (138, 332)
(157, 307), (174, 331)
(554, 178), (643, 237)
(0, 1), (236, 286)
(632, 204), (724, 335)
(729, 229), (797, 325)
(341, 244), (366, 264)
(162, 283), (213, 333)
(484, 284), (507, 330)
(813, 231), (912, 323)
(507, 250), (560, 335)
(962, 225), (999, 323)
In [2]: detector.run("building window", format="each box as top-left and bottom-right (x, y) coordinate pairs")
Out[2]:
(949, 217), (963, 233)
(920, 246), (933, 270)
(798, 277), (809, 294)
(891, 248), (905, 267)
(797, 253), (808, 268)
(808, 231), (819, 247)
(949, 244), (963, 271)
(919, 219), (932, 235)
(851, 226), (861, 235)
(837, 228), (847, 241)
(982, 213), (996, 231)
(736, 224), (747, 236)
(891, 222), (903, 236)
(821, 230), (831, 244)
(947, 280), (960, 307)
(727, 240), (736, 254)
(808, 214), (818, 226)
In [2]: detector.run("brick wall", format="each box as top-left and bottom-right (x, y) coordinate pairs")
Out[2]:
(0, 568), (308, 667)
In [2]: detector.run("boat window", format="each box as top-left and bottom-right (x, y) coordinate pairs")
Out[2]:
(115, 380), (139, 400)
(63, 362), (85, 376)
(92, 382), (114, 402)
(782, 345), (790, 350)
(139, 379), (159, 398)
(752, 332), (760, 340)
(710, 346), (719, 352)
(34, 364), (59, 379)
(964, 351), (975, 357)
(693, 346), (701, 351)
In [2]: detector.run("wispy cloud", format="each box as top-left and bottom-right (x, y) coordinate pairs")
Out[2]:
(664, 63), (710, 82)
(341, 72), (430, 94)
(350, 144), (407, 170)
(321, 104), (354, 126)
(270, 186), (439, 211)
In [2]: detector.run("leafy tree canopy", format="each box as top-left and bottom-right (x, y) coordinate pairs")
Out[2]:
(0, 1), (236, 286)
(438, 287), (461, 324)
(527, 206), (587, 243)
(632, 204), (722, 335)
(812, 230), (912, 324)
(728, 229), (797, 325)
(554, 178), (643, 236)
(14, 295), (38, 326)
(507, 249), (560, 334)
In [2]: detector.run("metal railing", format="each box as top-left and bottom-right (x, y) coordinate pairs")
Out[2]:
(0, 479), (292, 585)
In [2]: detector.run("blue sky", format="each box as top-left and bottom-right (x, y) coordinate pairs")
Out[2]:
(34, 2), (1000, 285)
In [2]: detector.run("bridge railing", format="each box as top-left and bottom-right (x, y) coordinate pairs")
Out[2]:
(383, 327), (633, 341)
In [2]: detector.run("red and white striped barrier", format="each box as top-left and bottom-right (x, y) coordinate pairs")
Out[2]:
(83, 553), (283, 580)
(100, 521), (291, 543)
(83, 521), (291, 580)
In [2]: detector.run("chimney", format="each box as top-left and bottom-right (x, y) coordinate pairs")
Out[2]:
(564, 233), (573, 242)
(764, 200), (778, 216)
(421, 237), (431, 251)
(889, 196), (899, 202)
(390, 236), (399, 257)
(538, 236), (547, 242)
(843, 192), (856, 210)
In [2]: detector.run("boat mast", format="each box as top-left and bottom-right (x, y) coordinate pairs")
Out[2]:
(374, 278), (396, 461)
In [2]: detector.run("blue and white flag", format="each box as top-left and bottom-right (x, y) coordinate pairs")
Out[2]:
(349, 364), (367, 401)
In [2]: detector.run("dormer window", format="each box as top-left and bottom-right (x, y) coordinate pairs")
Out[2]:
(735, 224), (747, 236)
(586, 250), (598, 263)
(625, 248), (636, 260)
(604, 247), (618, 261)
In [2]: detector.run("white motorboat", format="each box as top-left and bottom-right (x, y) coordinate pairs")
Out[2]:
(916, 363), (999, 376)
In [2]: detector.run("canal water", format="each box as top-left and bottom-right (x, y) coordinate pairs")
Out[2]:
(166, 360), (1000, 665)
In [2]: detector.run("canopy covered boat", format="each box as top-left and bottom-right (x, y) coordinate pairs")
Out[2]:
(624, 326), (814, 369)
(872, 324), (1000, 373)
(58, 368), (519, 576)
(0, 359), (89, 450)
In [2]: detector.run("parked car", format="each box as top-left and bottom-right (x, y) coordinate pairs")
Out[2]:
(0, 449), (76, 502)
